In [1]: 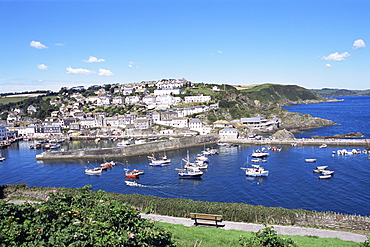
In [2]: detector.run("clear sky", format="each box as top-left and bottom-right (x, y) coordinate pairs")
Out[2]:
(1, 0), (369, 93)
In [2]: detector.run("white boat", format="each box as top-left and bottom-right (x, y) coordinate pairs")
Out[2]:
(241, 165), (269, 177)
(319, 174), (331, 179)
(116, 142), (128, 147)
(251, 159), (260, 163)
(177, 166), (203, 178)
(85, 167), (102, 175)
(185, 160), (208, 170)
(251, 152), (269, 158)
(313, 166), (329, 173)
(321, 170), (334, 175)
(319, 144), (327, 148)
(251, 150), (269, 158)
(125, 181), (139, 186)
(148, 153), (171, 166)
(196, 154), (209, 163)
(305, 158), (317, 162)
(0, 157), (5, 161)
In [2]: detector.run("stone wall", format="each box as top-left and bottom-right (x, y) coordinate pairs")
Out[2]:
(36, 135), (219, 160)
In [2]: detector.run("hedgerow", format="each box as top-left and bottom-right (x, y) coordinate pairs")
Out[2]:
(0, 185), (174, 246)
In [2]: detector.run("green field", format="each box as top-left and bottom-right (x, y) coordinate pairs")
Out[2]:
(156, 222), (361, 247)
(0, 97), (30, 104)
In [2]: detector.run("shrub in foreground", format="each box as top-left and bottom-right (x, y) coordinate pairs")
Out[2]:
(0, 185), (174, 246)
(239, 225), (297, 247)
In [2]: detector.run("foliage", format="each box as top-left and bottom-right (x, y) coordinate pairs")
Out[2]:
(359, 237), (370, 247)
(239, 225), (297, 247)
(0, 185), (174, 247)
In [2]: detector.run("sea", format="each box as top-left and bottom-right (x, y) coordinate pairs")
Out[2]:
(0, 95), (369, 216)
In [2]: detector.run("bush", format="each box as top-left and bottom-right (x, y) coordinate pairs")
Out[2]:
(239, 225), (297, 247)
(0, 185), (174, 246)
(359, 237), (370, 247)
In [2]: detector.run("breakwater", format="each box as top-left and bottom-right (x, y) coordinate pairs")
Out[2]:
(232, 138), (370, 146)
(36, 135), (219, 160)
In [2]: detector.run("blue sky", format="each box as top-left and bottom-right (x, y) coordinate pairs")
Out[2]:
(1, 0), (369, 93)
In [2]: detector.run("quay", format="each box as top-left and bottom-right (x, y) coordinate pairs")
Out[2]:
(233, 138), (370, 146)
(35, 135), (369, 160)
(36, 135), (219, 160)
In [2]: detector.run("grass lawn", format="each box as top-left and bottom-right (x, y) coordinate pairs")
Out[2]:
(156, 222), (360, 247)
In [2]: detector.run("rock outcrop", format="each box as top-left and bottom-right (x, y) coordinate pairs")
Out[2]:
(270, 129), (295, 139)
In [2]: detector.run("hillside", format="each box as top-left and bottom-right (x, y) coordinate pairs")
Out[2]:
(310, 88), (370, 97)
(199, 83), (335, 132)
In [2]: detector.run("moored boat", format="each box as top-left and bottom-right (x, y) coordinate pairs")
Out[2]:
(85, 167), (102, 175)
(148, 153), (171, 166)
(305, 158), (317, 162)
(124, 168), (143, 178)
(251, 150), (269, 158)
(319, 174), (331, 179)
(177, 166), (203, 178)
(241, 165), (269, 177)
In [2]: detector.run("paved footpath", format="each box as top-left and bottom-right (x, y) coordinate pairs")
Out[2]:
(141, 214), (368, 243)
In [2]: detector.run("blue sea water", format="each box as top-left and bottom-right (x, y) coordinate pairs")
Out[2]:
(0, 95), (369, 216)
(283, 95), (370, 139)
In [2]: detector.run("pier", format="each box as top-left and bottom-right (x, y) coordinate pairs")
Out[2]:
(35, 135), (369, 160)
(36, 135), (219, 160)
(232, 138), (370, 146)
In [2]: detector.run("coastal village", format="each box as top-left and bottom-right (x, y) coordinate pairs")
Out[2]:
(0, 78), (280, 143)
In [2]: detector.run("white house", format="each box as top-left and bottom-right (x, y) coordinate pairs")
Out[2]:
(240, 117), (279, 131)
(184, 94), (211, 103)
(142, 96), (156, 105)
(96, 95), (111, 106)
(213, 120), (231, 128)
(0, 125), (9, 140)
(219, 128), (239, 140)
(189, 119), (203, 130)
(126, 96), (141, 105)
(154, 88), (181, 96)
(112, 96), (125, 105)
(79, 118), (103, 128)
(122, 87), (134, 95)
(171, 118), (188, 128)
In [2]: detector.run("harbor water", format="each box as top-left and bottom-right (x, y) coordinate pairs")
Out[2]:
(1, 95), (369, 216)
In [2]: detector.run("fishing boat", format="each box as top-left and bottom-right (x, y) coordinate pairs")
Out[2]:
(85, 167), (102, 175)
(148, 153), (171, 166)
(241, 165), (269, 177)
(124, 169), (143, 178)
(125, 181), (139, 186)
(184, 160), (208, 170)
(319, 174), (331, 179)
(100, 161), (116, 169)
(305, 158), (317, 162)
(177, 166), (203, 178)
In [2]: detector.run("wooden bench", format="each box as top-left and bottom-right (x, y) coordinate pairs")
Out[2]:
(190, 213), (224, 227)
